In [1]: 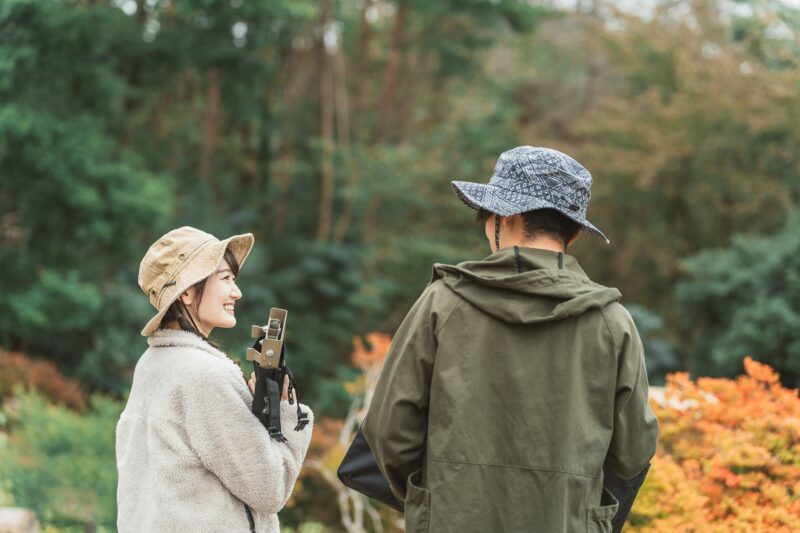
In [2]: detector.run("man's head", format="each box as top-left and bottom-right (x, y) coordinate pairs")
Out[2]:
(452, 146), (609, 252)
(476, 208), (581, 251)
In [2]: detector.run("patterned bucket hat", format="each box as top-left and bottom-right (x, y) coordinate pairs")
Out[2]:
(138, 226), (254, 336)
(452, 146), (609, 243)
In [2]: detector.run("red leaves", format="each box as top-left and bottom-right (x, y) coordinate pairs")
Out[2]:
(0, 350), (86, 411)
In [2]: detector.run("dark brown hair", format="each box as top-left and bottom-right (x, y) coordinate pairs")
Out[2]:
(158, 248), (241, 337)
(476, 208), (580, 248)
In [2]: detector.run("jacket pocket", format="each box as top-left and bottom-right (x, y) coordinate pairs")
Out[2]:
(404, 468), (431, 533)
(586, 487), (619, 533)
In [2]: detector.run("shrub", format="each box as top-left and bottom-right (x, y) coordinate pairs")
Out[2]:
(0, 350), (86, 410)
(629, 357), (800, 531)
(0, 391), (121, 531)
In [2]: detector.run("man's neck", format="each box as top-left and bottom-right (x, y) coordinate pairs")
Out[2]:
(502, 236), (566, 254)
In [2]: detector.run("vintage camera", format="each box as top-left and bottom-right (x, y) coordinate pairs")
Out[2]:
(247, 308), (309, 441)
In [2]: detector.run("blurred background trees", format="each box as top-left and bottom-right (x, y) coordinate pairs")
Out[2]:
(1, 0), (800, 529)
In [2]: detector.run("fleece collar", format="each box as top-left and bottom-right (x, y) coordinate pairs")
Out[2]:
(147, 329), (231, 361)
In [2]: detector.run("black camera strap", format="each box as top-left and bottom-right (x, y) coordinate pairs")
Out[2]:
(285, 368), (309, 431)
(264, 376), (286, 442)
(244, 504), (255, 533)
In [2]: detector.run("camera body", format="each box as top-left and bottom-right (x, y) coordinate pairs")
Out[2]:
(247, 308), (308, 441)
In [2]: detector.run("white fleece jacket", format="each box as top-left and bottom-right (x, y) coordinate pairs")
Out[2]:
(116, 329), (313, 533)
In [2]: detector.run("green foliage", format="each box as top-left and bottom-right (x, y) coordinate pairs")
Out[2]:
(1, 0), (545, 409)
(0, 392), (121, 530)
(496, 1), (800, 318)
(676, 211), (800, 386)
(0, 0), (172, 391)
(627, 304), (677, 386)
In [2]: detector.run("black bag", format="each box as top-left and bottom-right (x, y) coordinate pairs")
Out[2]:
(337, 428), (649, 532)
(604, 462), (650, 533)
(336, 428), (403, 512)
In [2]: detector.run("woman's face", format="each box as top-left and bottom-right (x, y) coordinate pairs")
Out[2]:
(182, 257), (242, 336)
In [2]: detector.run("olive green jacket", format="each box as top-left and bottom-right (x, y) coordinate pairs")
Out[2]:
(362, 247), (658, 533)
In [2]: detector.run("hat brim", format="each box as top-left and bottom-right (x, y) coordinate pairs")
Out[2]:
(140, 232), (255, 336)
(451, 180), (610, 244)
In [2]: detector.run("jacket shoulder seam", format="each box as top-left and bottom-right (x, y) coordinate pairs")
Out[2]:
(599, 307), (619, 355)
(432, 281), (463, 337)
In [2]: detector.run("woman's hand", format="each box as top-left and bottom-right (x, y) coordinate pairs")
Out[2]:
(248, 372), (292, 402)
(281, 374), (290, 402)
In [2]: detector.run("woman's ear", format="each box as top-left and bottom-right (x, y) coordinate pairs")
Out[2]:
(179, 288), (195, 306)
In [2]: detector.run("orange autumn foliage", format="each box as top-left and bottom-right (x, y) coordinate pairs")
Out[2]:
(344, 332), (392, 398)
(306, 332), (392, 469)
(350, 333), (392, 371)
(293, 333), (396, 525)
(628, 357), (800, 532)
(0, 350), (86, 411)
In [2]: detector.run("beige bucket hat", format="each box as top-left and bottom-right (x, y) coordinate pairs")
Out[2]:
(138, 226), (254, 336)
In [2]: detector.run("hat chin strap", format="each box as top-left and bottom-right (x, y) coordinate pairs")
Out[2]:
(178, 301), (206, 339)
(495, 215), (501, 252)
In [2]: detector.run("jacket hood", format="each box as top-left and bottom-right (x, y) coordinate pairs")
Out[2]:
(432, 246), (621, 324)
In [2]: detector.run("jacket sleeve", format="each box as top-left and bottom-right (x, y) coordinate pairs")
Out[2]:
(606, 313), (659, 480)
(183, 367), (313, 515)
(362, 285), (442, 502)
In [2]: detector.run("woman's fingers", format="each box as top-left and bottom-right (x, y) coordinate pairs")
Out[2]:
(281, 374), (290, 401)
(248, 372), (293, 402)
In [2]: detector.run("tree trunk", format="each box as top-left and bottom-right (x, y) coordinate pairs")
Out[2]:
(257, 93), (272, 208)
(375, 1), (407, 144)
(199, 68), (221, 181)
(332, 42), (360, 242)
(581, 3), (601, 113)
(272, 142), (294, 237)
(316, 0), (335, 242)
(334, 45), (351, 147)
(353, 0), (374, 141)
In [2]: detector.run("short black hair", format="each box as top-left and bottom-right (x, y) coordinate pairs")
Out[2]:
(476, 208), (492, 226)
(476, 208), (580, 247)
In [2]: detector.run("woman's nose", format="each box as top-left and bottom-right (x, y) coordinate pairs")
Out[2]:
(231, 283), (242, 299)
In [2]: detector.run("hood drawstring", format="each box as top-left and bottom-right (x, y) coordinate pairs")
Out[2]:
(514, 246), (524, 273)
(558, 252), (564, 269)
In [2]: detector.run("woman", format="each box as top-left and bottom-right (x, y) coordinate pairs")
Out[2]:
(116, 226), (313, 533)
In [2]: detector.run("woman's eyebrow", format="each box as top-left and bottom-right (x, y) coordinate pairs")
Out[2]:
(216, 267), (232, 275)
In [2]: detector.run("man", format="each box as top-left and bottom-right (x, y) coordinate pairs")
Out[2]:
(362, 146), (659, 532)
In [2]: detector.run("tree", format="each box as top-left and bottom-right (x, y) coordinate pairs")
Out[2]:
(0, 0), (171, 391)
(676, 211), (800, 385)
